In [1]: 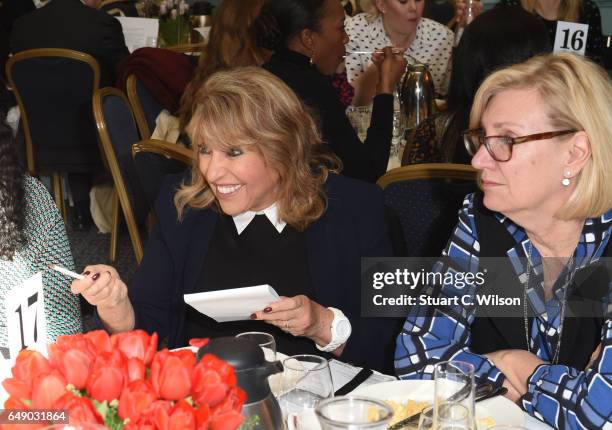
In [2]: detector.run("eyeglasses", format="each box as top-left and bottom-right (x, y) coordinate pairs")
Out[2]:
(462, 129), (577, 162)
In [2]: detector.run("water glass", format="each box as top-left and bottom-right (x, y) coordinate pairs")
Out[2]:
(278, 354), (334, 424)
(434, 361), (475, 430)
(315, 396), (394, 429)
(145, 36), (158, 47)
(235, 331), (276, 361)
(346, 106), (372, 142)
(418, 406), (434, 430)
(436, 403), (472, 430)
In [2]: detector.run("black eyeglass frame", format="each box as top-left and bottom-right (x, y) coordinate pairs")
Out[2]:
(462, 129), (578, 162)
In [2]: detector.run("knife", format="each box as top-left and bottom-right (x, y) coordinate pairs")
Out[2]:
(334, 368), (374, 396)
(387, 384), (508, 430)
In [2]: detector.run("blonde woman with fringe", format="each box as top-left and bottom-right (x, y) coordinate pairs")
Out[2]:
(495, 0), (603, 65)
(72, 67), (399, 373)
(396, 53), (612, 429)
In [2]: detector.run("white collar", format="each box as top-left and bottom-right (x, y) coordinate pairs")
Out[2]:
(232, 203), (287, 235)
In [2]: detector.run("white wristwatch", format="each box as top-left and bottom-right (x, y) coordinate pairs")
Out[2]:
(316, 307), (352, 352)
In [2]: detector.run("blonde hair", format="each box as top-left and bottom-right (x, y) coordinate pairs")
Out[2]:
(520, 0), (581, 22)
(470, 53), (612, 219)
(175, 67), (341, 230)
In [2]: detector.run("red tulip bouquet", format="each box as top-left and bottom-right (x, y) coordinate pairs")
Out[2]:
(1, 330), (248, 430)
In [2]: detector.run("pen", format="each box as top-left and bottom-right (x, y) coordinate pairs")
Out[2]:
(48, 264), (85, 280)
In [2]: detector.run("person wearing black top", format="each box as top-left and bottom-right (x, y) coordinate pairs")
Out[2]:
(72, 67), (400, 373)
(262, 0), (406, 183)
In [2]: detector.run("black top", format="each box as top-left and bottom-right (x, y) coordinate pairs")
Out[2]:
(498, 0), (604, 65)
(184, 213), (321, 357)
(264, 49), (394, 183)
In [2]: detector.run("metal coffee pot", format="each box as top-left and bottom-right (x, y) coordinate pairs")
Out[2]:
(197, 337), (285, 430)
(398, 59), (436, 131)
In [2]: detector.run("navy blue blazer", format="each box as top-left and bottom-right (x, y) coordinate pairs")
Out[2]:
(129, 173), (399, 373)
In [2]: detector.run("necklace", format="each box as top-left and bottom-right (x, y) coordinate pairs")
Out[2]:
(523, 242), (574, 364)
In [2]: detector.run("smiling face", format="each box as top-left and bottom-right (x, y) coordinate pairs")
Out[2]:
(198, 142), (280, 216)
(471, 88), (576, 221)
(309, 0), (349, 75)
(377, 0), (424, 36)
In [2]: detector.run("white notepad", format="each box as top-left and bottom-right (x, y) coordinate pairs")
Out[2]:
(184, 284), (280, 322)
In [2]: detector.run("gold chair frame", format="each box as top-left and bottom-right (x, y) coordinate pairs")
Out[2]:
(165, 43), (206, 54)
(132, 139), (193, 166)
(126, 74), (153, 139)
(93, 87), (144, 263)
(6, 49), (101, 224)
(377, 163), (478, 189)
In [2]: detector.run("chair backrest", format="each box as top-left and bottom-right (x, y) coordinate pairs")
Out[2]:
(6, 48), (101, 175)
(377, 163), (479, 257)
(93, 87), (148, 262)
(132, 139), (191, 210)
(126, 74), (164, 139)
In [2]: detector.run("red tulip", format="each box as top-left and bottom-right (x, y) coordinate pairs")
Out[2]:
(118, 380), (157, 423)
(86, 350), (126, 403)
(53, 347), (92, 389)
(53, 392), (104, 424)
(149, 400), (173, 430)
(126, 357), (146, 383)
(168, 399), (196, 430)
(192, 354), (240, 408)
(31, 370), (68, 409)
(2, 350), (52, 401)
(84, 330), (112, 354)
(150, 350), (193, 401)
(210, 411), (245, 430)
(111, 330), (158, 365)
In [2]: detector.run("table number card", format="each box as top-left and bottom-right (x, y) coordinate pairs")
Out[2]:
(4, 273), (47, 360)
(554, 21), (589, 56)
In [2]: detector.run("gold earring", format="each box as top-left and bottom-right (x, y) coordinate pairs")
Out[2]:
(309, 50), (315, 67)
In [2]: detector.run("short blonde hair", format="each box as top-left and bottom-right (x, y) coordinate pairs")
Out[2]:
(470, 53), (612, 219)
(175, 67), (340, 230)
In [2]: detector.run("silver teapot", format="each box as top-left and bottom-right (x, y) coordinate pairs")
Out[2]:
(398, 59), (436, 131)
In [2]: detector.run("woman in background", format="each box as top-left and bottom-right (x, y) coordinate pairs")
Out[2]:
(402, 5), (551, 164)
(499, 0), (603, 65)
(0, 109), (82, 357)
(179, 0), (273, 131)
(263, 0), (406, 183)
(346, 0), (454, 104)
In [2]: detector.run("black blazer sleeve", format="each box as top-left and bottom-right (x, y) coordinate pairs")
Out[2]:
(96, 14), (129, 83)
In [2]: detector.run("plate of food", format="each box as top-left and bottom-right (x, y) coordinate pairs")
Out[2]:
(352, 380), (524, 428)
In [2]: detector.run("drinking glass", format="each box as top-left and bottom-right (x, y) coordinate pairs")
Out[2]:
(145, 36), (158, 47)
(236, 331), (276, 361)
(436, 403), (472, 430)
(434, 361), (475, 430)
(418, 406), (434, 430)
(346, 106), (372, 142)
(315, 396), (394, 429)
(279, 354), (334, 428)
(486, 427), (528, 430)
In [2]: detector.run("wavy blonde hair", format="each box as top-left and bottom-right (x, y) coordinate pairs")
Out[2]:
(470, 53), (612, 219)
(520, 0), (581, 22)
(174, 67), (341, 230)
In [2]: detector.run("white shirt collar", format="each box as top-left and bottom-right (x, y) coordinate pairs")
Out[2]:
(232, 203), (287, 235)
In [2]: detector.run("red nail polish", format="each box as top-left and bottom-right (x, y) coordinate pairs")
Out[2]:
(92, 273), (100, 281)
(83, 271), (90, 276)
(250, 313), (257, 320)
(263, 307), (272, 313)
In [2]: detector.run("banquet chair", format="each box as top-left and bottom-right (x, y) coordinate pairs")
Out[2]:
(5, 48), (102, 224)
(377, 163), (478, 257)
(93, 87), (149, 263)
(132, 139), (191, 217)
(126, 74), (164, 139)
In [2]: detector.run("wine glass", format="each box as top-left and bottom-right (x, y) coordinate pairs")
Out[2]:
(315, 395), (394, 429)
(278, 354), (334, 429)
(434, 361), (475, 430)
(235, 331), (276, 361)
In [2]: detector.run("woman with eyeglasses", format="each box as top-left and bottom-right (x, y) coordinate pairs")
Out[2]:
(395, 53), (612, 429)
